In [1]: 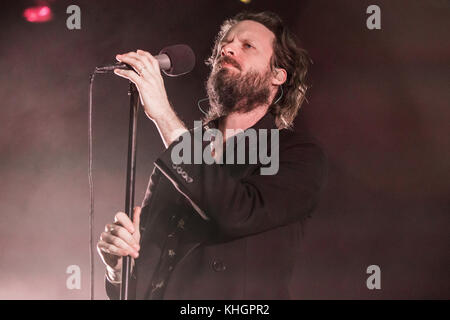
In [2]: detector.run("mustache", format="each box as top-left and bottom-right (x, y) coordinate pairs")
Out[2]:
(216, 56), (242, 71)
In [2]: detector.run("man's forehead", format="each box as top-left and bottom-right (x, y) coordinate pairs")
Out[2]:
(224, 20), (275, 44)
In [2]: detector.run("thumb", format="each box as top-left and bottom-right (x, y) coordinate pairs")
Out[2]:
(132, 206), (142, 231)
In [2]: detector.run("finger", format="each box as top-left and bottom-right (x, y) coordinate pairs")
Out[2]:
(117, 51), (144, 62)
(113, 68), (142, 85)
(98, 240), (136, 259)
(109, 224), (140, 250)
(98, 240), (130, 257)
(136, 50), (160, 73)
(116, 54), (147, 75)
(132, 206), (142, 231)
(97, 240), (119, 258)
(100, 232), (139, 258)
(113, 212), (135, 234)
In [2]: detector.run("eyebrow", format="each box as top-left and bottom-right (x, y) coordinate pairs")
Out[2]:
(221, 33), (260, 46)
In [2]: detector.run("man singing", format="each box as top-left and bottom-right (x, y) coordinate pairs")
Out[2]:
(97, 11), (327, 299)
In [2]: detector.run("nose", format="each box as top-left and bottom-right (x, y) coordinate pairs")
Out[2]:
(220, 43), (235, 57)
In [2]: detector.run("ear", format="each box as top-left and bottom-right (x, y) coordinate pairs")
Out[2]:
(272, 67), (287, 86)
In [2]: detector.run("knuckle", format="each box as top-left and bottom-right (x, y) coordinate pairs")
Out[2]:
(101, 244), (111, 255)
(108, 228), (116, 237)
(112, 224), (122, 234)
(114, 212), (126, 224)
(105, 244), (115, 255)
(117, 226), (129, 238)
(111, 236), (120, 247)
(145, 54), (154, 62)
(116, 232), (127, 243)
(113, 227), (123, 237)
(100, 243), (109, 254)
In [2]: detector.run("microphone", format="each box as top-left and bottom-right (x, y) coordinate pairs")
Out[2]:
(95, 44), (195, 77)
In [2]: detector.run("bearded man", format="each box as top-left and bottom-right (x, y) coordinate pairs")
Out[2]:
(97, 11), (327, 300)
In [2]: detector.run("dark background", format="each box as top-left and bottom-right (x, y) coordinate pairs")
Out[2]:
(0, 0), (448, 299)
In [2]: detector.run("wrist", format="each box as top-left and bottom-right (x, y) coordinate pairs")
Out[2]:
(153, 106), (188, 148)
(106, 265), (121, 283)
(149, 100), (173, 122)
(152, 101), (175, 122)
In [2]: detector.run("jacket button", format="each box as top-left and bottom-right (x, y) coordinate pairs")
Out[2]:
(212, 259), (226, 272)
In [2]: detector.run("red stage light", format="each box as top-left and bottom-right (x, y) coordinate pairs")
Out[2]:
(23, 5), (53, 23)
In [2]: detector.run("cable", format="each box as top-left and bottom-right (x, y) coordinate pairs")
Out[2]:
(273, 85), (283, 105)
(197, 97), (209, 116)
(88, 72), (95, 300)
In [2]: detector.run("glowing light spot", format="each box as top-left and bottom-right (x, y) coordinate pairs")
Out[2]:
(240, 0), (252, 3)
(23, 6), (53, 23)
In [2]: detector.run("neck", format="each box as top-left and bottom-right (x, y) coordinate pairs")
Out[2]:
(218, 104), (270, 141)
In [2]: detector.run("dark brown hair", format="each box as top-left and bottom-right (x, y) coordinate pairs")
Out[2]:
(206, 11), (311, 129)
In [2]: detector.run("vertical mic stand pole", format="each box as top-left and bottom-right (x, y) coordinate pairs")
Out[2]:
(120, 82), (139, 300)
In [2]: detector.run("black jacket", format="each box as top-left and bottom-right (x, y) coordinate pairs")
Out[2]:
(106, 111), (328, 299)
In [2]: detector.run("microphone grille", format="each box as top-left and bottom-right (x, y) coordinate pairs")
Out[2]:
(159, 44), (195, 77)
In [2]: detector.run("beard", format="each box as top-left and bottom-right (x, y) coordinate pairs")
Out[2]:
(206, 57), (272, 118)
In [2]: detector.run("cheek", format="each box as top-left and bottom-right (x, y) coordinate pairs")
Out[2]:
(240, 60), (260, 74)
(246, 64), (272, 79)
(249, 57), (271, 73)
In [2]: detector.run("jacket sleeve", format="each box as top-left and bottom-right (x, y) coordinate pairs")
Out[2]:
(153, 129), (328, 239)
(105, 275), (120, 300)
(105, 266), (137, 300)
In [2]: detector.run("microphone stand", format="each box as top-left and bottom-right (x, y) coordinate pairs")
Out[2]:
(120, 82), (139, 300)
